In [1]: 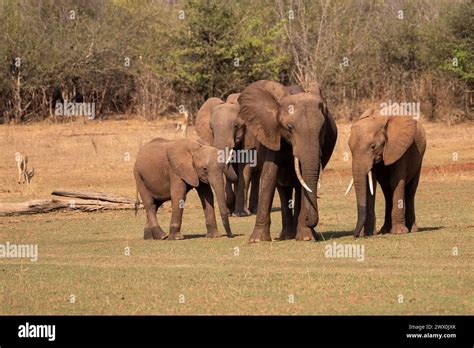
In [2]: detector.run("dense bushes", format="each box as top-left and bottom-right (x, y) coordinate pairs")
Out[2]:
(0, 0), (472, 123)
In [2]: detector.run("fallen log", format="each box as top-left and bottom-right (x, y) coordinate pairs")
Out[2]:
(0, 199), (69, 216)
(0, 195), (139, 217)
(51, 190), (135, 204)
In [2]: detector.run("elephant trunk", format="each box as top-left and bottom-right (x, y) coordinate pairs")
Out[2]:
(296, 147), (320, 228)
(214, 138), (235, 154)
(352, 165), (371, 237)
(210, 174), (234, 238)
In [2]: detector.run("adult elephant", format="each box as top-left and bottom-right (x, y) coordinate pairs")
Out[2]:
(346, 108), (426, 237)
(238, 80), (337, 242)
(195, 93), (261, 217)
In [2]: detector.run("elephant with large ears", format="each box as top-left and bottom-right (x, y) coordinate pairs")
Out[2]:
(346, 108), (426, 237)
(238, 80), (337, 242)
(134, 138), (237, 240)
(195, 93), (260, 217)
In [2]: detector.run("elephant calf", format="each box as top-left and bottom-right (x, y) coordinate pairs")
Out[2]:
(134, 138), (237, 240)
(347, 107), (426, 237)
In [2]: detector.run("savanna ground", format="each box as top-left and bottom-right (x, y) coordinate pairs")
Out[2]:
(0, 118), (472, 315)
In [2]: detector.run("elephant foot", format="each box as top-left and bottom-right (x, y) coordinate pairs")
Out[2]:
(168, 232), (184, 240)
(249, 226), (272, 243)
(226, 204), (235, 216)
(363, 225), (375, 237)
(377, 224), (391, 235)
(409, 222), (418, 233)
(205, 225), (220, 238)
(390, 224), (409, 235)
(234, 208), (251, 217)
(151, 226), (166, 240)
(206, 231), (220, 238)
(278, 226), (296, 240)
(354, 226), (365, 238)
(295, 226), (314, 241)
(143, 228), (153, 240)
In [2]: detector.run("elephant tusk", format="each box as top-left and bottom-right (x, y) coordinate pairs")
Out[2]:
(345, 178), (354, 195)
(368, 170), (374, 196)
(225, 149), (234, 165)
(294, 157), (312, 193)
(317, 163), (322, 189)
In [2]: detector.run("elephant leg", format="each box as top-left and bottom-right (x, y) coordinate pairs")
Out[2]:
(378, 178), (393, 235)
(277, 185), (295, 240)
(225, 177), (235, 215)
(234, 163), (251, 216)
(137, 178), (165, 240)
(169, 185), (187, 240)
(144, 202), (164, 240)
(405, 171), (420, 232)
(196, 183), (219, 238)
(390, 174), (408, 235)
(249, 169), (260, 214)
(249, 150), (277, 243)
(295, 187), (316, 241)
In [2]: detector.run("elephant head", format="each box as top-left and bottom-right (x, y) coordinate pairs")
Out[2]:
(238, 80), (337, 228)
(347, 107), (418, 236)
(166, 140), (238, 236)
(195, 94), (246, 152)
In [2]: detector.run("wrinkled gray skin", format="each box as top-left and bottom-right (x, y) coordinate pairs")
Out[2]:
(238, 80), (338, 242)
(348, 108), (426, 237)
(195, 93), (261, 217)
(134, 138), (237, 240)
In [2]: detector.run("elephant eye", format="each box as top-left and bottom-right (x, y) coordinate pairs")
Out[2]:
(202, 166), (208, 172)
(234, 123), (238, 128)
(286, 123), (293, 131)
(370, 143), (376, 150)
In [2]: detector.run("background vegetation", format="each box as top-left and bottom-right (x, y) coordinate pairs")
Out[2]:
(0, 0), (472, 123)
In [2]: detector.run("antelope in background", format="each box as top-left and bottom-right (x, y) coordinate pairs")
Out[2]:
(16, 153), (34, 184)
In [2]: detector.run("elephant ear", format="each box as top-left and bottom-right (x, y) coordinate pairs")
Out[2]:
(166, 140), (201, 187)
(320, 110), (338, 169)
(242, 127), (257, 150)
(195, 97), (224, 145)
(238, 80), (288, 151)
(306, 81), (338, 169)
(226, 93), (241, 104)
(383, 117), (417, 165)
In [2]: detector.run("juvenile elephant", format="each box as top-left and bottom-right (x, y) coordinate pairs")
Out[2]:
(195, 93), (260, 217)
(238, 80), (337, 242)
(134, 138), (237, 240)
(346, 108), (426, 237)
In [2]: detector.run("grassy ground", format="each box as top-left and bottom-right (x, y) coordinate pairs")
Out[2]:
(0, 118), (472, 314)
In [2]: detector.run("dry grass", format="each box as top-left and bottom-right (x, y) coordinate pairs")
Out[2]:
(0, 118), (473, 314)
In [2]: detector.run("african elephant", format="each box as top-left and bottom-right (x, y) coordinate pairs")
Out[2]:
(346, 107), (426, 237)
(195, 93), (261, 217)
(134, 138), (237, 240)
(238, 80), (338, 242)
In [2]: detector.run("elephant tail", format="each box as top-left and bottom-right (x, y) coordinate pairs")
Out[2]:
(134, 188), (140, 217)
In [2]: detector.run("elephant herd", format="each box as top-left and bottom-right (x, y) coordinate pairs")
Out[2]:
(133, 80), (426, 242)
